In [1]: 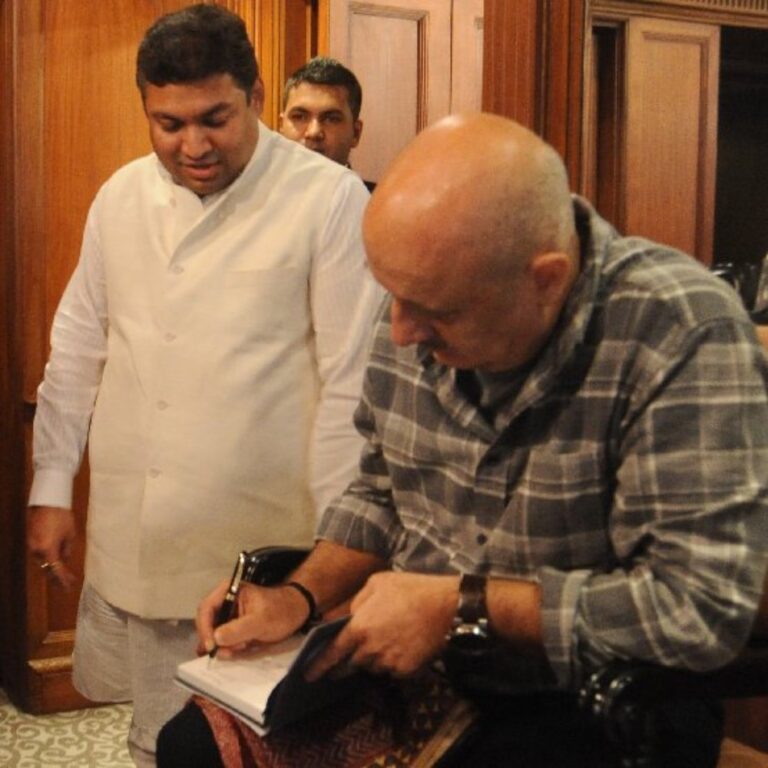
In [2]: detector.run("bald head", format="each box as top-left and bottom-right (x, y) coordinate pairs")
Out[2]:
(364, 113), (580, 372)
(365, 113), (575, 278)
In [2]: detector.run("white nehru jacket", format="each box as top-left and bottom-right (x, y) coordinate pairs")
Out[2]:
(29, 124), (381, 617)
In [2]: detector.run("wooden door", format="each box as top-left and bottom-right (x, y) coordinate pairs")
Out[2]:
(326, 0), (484, 183)
(2, 0), (177, 715)
(623, 17), (720, 263)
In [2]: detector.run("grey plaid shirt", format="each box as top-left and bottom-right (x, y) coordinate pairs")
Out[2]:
(318, 196), (768, 689)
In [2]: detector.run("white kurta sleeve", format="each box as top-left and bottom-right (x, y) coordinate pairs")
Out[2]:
(28, 200), (109, 509)
(308, 175), (384, 515)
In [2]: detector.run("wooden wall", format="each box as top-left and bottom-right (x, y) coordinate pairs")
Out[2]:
(0, 0), (317, 713)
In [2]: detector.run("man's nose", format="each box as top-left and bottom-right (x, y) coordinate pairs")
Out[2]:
(389, 300), (434, 347)
(305, 117), (324, 139)
(181, 126), (213, 158)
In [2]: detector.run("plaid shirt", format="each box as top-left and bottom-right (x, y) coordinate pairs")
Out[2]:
(318, 196), (768, 689)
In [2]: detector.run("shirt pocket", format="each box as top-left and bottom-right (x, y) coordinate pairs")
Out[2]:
(214, 266), (307, 341)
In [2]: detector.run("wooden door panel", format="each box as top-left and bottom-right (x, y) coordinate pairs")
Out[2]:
(329, 0), (452, 181)
(451, 0), (485, 114)
(348, 8), (429, 181)
(624, 17), (719, 263)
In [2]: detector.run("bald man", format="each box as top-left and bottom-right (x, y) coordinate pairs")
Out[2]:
(159, 114), (768, 767)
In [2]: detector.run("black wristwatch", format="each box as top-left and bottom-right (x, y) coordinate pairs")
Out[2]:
(447, 573), (491, 651)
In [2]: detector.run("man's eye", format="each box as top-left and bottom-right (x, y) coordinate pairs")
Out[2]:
(204, 118), (227, 129)
(323, 115), (343, 124)
(159, 120), (182, 133)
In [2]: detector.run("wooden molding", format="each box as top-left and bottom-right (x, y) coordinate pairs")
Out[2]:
(317, 0), (330, 53)
(24, 655), (92, 715)
(14, 0), (47, 405)
(590, 0), (768, 26)
(28, 654), (75, 675)
(642, 0), (768, 14)
(483, 0), (586, 187)
(541, 0), (587, 190)
(482, 0), (539, 129)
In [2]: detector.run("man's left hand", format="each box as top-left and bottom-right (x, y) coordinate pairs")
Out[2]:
(306, 571), (459, 680)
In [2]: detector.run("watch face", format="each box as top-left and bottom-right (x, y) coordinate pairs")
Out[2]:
(450, 632), (490, 654)
(449, 622), (491, 656)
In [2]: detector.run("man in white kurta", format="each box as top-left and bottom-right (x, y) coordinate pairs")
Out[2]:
(26, 5), (381, 765)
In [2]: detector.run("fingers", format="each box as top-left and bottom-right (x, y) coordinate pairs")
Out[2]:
(198, 583), (329, 659)
(210, 613), (264, 657)
(196, 579), (231, 652)
(38, 558), (78, 590)
(27, 506), (79, 590)
(303, 625), (399, 681)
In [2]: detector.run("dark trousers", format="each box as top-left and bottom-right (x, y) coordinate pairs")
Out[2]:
(157, 691), (722, 768)
(435, 690), (723, 768)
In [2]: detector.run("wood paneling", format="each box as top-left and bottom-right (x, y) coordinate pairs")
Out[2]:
(725, 698), (768, 753)
(328, 0), (452, 181)
(0, 0), (25, 697)
(643, 0), (768, 16)
(326, 0), (484, 182)
(623, 16), (719, 261)
(0, 0), (301, 714)
(542, 0), (586, 188)
(482, 0), (539, 129)
(592, 0), (768, 25)
(451, 0), (485, 113)
(482, 0), (585, 187)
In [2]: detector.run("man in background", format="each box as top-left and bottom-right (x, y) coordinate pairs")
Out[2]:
(26, 5), (380, 765)
(279, 56), (375, 190)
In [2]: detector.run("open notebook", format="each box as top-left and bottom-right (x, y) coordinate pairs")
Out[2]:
(174, 617), (358, 735)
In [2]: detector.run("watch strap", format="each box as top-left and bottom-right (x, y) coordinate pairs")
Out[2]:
(455, 573), (488, 626)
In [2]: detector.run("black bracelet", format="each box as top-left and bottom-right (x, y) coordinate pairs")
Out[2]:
(284, 581), (320, 633)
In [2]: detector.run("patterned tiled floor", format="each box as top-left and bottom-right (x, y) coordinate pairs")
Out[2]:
(0, 688), (132, 767)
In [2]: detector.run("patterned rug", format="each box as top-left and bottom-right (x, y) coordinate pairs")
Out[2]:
(0, 688), (132, 767)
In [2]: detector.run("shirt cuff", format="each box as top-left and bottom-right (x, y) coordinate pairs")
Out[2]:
(538, 566), (591, 689)
(28, 468), (75, 509)
(316, 501), (396, 560)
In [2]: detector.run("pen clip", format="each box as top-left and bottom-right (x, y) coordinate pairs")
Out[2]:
(225, 550), (248, 599)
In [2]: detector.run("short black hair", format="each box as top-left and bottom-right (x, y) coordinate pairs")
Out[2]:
(283, 57), (362, 120)
(136, 4), (258, 98)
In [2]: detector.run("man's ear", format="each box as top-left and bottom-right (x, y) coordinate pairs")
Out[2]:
(529, 251), (575, 308)
(249, 79), (266, 117)
(352, 119), (363, 147)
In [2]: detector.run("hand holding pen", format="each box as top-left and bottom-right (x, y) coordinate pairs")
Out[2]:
(198, 546), (318, 659)
(208, 550), (248, 659)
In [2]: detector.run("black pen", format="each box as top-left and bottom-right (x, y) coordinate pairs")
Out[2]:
(209, 550), (248, 659)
